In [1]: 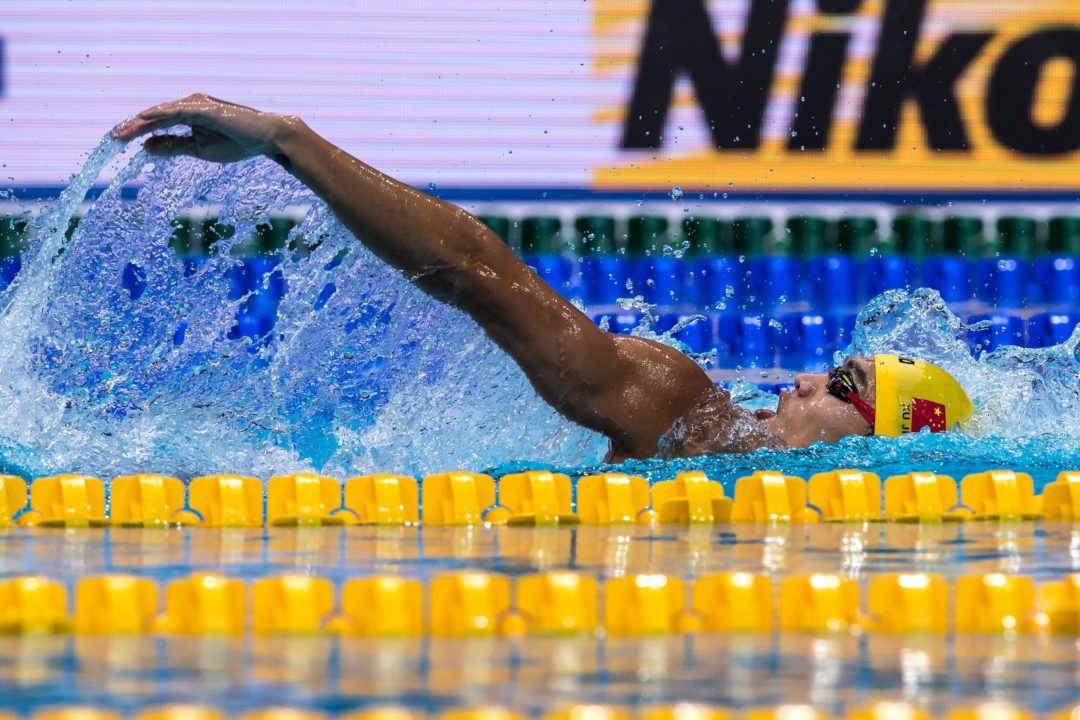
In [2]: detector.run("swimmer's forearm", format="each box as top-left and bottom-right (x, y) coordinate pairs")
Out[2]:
(270, 117), (510, 298)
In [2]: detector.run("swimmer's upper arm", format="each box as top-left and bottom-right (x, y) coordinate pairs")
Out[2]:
(452, 220), (713, 454)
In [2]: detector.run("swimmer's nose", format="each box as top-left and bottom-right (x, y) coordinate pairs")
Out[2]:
(794, 373), (825, 397)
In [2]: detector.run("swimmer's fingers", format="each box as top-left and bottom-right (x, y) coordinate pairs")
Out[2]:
(113, 95), (234, 140)
(142, 127), (250, 164)
(141, 134), (199, 158)
(113, 116), (184, 140)
(113, 108), (213, 140)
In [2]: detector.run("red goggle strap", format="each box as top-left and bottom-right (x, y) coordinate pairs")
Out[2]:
(844, 390), (876, 429)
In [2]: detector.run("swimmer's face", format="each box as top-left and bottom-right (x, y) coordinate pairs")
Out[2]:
(758, 356), (876, 447)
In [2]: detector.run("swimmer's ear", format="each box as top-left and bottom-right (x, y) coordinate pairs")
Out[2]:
(754, 408), (776, 420)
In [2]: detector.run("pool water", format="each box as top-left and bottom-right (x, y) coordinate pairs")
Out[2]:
(0, 136), (1077, 481)
(1, 522), (1077, 716)
(0, 136), (1077, 719)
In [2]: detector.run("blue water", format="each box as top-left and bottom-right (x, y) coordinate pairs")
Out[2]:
(0, 136), (1077, 488)
(0, 137), (1078, 716)
(0, 523), (1077, 715)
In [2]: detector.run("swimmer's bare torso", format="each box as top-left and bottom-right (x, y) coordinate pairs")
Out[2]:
(114, 95), (785, 461)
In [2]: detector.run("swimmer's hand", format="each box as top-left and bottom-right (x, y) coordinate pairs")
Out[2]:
(111, 93), (293, 165)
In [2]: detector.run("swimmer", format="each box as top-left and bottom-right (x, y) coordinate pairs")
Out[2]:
(112, 94), (973, 462)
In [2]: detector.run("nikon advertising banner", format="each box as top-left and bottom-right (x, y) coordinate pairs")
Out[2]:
(596, 0), (1080, 194)
(0, 0), (1077, 196)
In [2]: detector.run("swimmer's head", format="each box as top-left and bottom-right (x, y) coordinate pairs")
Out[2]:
(757, 354), (973, 447)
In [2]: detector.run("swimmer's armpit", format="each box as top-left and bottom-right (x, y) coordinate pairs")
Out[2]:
(271, 153), (293, 172)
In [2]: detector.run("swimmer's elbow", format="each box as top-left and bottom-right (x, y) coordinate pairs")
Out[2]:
(439, 216), (519, 301)
(404, 212), (495, 299)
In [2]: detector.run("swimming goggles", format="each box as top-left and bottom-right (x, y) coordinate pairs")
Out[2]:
(826, 367), (876, 430)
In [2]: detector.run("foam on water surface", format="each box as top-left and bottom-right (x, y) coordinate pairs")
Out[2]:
(0, 136), (1078, 485)
(0, 137), (605, 478)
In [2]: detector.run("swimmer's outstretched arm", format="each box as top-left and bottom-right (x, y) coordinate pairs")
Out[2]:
(114, 94), (718, 459)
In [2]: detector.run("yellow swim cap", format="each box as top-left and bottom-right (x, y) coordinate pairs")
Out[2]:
(873, 354), (973, 437)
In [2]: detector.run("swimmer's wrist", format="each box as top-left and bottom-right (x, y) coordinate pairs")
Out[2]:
(267, 114), (310, 172)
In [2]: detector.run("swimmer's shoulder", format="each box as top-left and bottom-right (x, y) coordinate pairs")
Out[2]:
(609, 333), (715, 410)
(605, 336), (784, 459)
(598, 334), (715, 461)
(656, 386), (786, 458)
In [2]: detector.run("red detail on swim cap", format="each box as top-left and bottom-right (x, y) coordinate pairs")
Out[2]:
(911, 398), (947, 432)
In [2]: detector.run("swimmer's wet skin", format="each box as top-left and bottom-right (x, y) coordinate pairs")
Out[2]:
(113, 95), (972, 462)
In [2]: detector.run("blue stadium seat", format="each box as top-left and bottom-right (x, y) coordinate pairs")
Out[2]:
(922, 256), (971, 304)
(708, 312), (741, 366)
(1040, 217), (1080, 307)
(657, 313), (709, 353)
(806, 255), (858, 311)
(230, 312), (263, 342)
(777, 313), (838, 372)
(579, 255), (624, 305)
(121, 262), (148, 301)
(967, 313), (1025, 354)
(1026, 311), (1079, 347)
(246, 258), (286, 335)
(757, 383), (788, 395)
(0, 256), (20, 291)
(591, 310), (641, 336)
(746, 255), (800, 310)
(689, 255), (739, 308)
(834, 312), (859, 353)
(976, 255), (1029, 309)
(636, 256), (686, 307)
(225, 261), (252, 302)
(863, 255), (915, 300)
(737, 314), (776, 369)
(1035, 255), (1079, 308)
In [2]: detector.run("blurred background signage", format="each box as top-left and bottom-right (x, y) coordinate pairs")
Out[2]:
(0, 0), (1077, 195)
